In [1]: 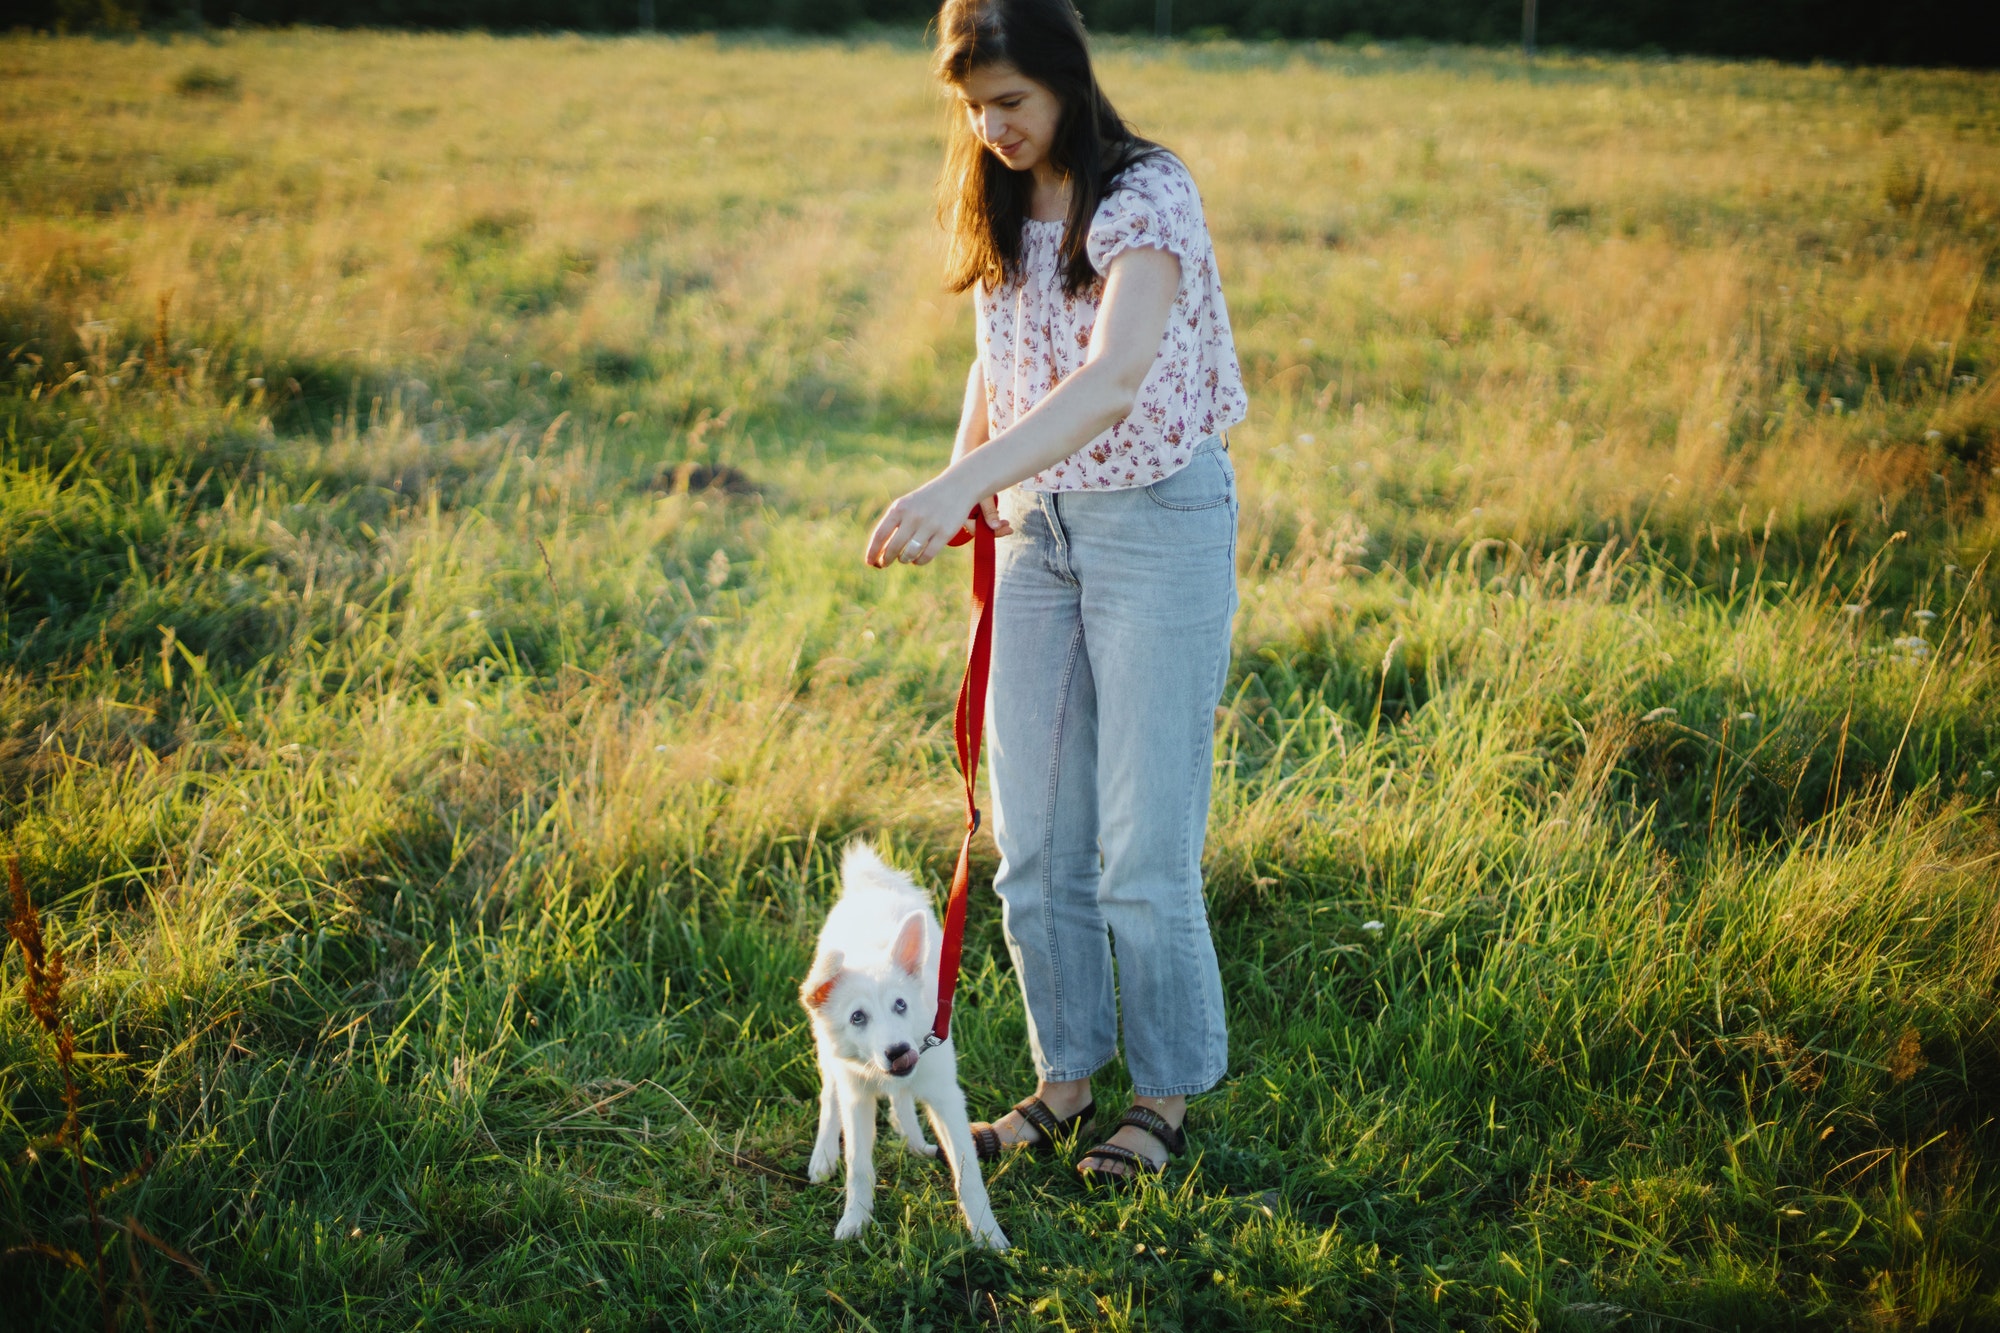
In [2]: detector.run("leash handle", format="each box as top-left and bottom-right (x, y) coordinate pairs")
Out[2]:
(930, 505), (996, 1048)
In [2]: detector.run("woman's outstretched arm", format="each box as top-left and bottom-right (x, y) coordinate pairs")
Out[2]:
(949, 357), (1012, 540)
(866, 245), (1181, 568)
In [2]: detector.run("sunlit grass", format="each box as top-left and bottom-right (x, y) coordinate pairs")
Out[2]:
(2, 28), (1998, 1331)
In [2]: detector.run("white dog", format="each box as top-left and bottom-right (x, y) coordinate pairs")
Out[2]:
(799, 843), (1008, 1249)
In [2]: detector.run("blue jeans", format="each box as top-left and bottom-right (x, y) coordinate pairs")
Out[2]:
(987, 436), (1237, 1099)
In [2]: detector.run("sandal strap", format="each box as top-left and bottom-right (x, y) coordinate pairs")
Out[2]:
(1012, 1096), (1064, 1142)
(1076, 1142), (1160, 1176)
(969, 1122), (1001, 1163)
(1012, 1095), (1092, 1142)
(1115, 1105), (1186, 1156)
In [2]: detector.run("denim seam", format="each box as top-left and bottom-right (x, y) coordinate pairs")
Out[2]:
(1173, 638), (1218, 1087)
(1166, 496), (1234, 1092)
(1033, 614), (1090, 1078)
(1200, 596), (1235, 1070)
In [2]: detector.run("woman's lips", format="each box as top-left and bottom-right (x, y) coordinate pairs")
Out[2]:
(994, 139), (1024, 156)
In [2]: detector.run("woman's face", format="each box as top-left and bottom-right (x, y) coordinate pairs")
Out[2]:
(955, 62), (1062, 175)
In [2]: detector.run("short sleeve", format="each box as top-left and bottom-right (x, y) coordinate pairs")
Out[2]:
(1086, 154), (1199, 276)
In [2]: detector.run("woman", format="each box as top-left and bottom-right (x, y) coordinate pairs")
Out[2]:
(866, 0), (1246, 1182)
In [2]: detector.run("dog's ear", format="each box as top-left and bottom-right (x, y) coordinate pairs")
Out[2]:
(890, 912), (925, 979)
(801, 949), (844, 1010)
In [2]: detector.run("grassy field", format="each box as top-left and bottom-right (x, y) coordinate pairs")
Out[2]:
(3, 27), (2000, 1331)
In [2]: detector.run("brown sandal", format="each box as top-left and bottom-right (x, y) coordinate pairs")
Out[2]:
(1076, 1105), (1186, 1185)
(969, 1095), (1095, 1163)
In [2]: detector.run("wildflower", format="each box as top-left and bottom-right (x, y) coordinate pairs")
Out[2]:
(1360, 920), (1384, 933)
(1913, 609), (1937, 622)
(1925, 429), (1943, 441)
(1737, 711), (1756, 723)
(1296, 433), (1315, 445)
(1893, 635), (1930, 658)
(1642, 706), (1678, 723)
(1842, 604), (1864, 616)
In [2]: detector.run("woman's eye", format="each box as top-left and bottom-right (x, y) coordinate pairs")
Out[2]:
(849, 1010), (867, 1026)
(892, 998), (908, 1015)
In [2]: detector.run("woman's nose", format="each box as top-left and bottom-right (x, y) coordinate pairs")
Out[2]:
(980, 110), (1005, 145)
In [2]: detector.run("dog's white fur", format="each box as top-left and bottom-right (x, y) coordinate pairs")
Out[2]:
(799, 843), (1007, 1249)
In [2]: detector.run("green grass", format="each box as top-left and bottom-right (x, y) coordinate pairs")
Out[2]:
(2, 28), (1999, 1331)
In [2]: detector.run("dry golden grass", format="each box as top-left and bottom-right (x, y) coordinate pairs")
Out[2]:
(2, 29), (1998, 1330)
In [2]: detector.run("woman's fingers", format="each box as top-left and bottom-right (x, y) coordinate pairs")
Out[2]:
(978, 495), (1012, 536)
(867, 503), (942, 568)
(958, 496), (1010, 540)
(869, 507), (923, 567)
(868, 487), (990, 569)
(865, 505), (904, 567)
(905, 522), (952, 566)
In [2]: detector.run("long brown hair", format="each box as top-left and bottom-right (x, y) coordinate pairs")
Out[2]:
(934, 0), (1157, 297)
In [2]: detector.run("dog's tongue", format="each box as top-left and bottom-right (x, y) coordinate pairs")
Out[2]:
(888, 1050), (920, 1076)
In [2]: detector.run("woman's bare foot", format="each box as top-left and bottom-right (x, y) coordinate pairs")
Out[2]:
(985, 1076), (1092, 1149)
(1077, 1094), (1185, 1177)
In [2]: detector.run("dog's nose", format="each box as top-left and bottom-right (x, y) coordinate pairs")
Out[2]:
(883, 1042), (917, 1076)
(884, 1043), (912, 1062)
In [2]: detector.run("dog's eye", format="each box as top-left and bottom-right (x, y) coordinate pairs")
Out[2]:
(848, 1009), (867, 1026)
(892, 998), (907, 1015)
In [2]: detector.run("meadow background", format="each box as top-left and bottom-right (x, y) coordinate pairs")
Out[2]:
(2, 28), (1999, 1331)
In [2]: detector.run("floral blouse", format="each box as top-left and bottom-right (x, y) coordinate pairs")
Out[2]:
(975, 150), (1248, 492)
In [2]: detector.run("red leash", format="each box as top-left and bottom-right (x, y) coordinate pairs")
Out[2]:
(925, 508), (996, 1050)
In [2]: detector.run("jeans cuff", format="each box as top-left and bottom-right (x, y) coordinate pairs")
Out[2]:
(1129, 1071), (1226, 1099)
(1037, 1053), (1116, 1084)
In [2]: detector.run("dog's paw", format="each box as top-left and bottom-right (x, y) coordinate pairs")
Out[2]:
(808, 1148), (839, 1182)
(832, 1210), (873, 1241)
(905, 1138), (939, 1158)
(970, 1220), (1010, 1251)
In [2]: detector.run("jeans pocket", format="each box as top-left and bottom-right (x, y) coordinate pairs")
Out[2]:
(1144, 450), (1233, 512)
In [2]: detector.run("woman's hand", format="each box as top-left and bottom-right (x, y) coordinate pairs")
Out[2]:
(972, 494), (1012, 542)
(865, 474), (1010, 569)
